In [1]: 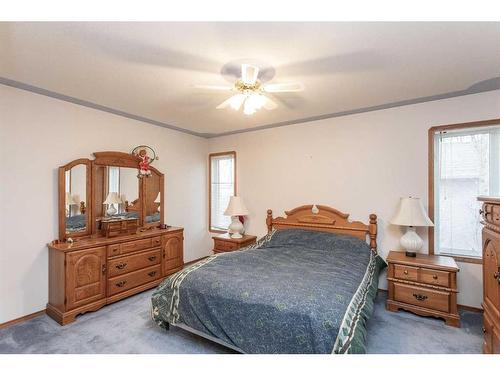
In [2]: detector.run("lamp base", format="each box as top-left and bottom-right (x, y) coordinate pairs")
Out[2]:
(106, 205), (117, 216)
(228, 216), (244, 239)
(400, 226), (423, 256)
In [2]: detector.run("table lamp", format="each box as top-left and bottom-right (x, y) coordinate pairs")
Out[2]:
(224, 196), (249, 239)
(390, 197), (434, 257)
(103, 192), (122, 216)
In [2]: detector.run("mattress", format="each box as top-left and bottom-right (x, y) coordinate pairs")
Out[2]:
(151, 229), (386, 354)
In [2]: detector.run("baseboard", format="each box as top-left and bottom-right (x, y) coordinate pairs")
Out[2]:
(0, 310), (46, 330)
(458, 304), (483, 313)
(378, 288), (483, 312)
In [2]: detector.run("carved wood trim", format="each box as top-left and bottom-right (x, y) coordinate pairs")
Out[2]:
(266, 204), (377, 250)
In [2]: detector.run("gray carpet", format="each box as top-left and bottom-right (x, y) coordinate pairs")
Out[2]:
(0, 290), (483, 354)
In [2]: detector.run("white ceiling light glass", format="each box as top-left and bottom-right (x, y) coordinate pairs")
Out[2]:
(195, 63), (303, 115)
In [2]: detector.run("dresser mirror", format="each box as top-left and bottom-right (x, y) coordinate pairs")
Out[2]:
(93, 165), (141, 222)
(59, 159), (92, 240)
(144, 172), (162, 226)
(58, 151), (164, 241)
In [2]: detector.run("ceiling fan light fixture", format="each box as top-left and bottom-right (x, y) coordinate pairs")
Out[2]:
(243, 99), (257, 115)
(228, 94), (246, 110)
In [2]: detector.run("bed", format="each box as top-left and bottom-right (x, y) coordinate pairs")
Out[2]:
(151, 204), (386, 354)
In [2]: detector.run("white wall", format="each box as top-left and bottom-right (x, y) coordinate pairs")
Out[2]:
(208, 89), (500, 308)
(1, 84), (498, 324)
(0, 85), (212, 324)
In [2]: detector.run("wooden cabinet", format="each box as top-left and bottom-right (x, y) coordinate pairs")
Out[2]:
(479, 196), (500, 354)
(66, 247), (107, 310)
(212, 233), (257, 254)
(386, 250), (460, 327)
(162, 232), (184, 275)
(47, 227), (183, 325)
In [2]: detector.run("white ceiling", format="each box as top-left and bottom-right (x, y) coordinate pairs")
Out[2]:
(1, 22), (499, 137)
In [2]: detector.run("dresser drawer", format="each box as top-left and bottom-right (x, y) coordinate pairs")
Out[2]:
(393, 283), (450, 312)
(419, 268), (450, 288)
(120, 238), (155, 254)
(394, 264), (418, 281)
(107, 244), (121, 257)
(108, 264), (161, 296)
(108, 249), (161, 277)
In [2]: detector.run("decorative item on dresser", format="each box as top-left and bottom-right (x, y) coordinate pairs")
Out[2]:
(478, 196), (500, 354)
(47, 150), (183, 325)
(386, 250), (460, 327)
(212, 233), (257, 254)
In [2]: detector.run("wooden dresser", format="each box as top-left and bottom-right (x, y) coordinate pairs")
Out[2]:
(47, 227), (183, 325)
(478, 196), (500, 354)
(212, 233), (257, 254)
(48, 150), (182, 325)
(386, 250), (460, 327)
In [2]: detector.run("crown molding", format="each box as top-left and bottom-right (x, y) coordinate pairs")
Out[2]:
(2, 76), (499, 139)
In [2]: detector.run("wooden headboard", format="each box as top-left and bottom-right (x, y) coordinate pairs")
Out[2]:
(266, 204), (377, 250)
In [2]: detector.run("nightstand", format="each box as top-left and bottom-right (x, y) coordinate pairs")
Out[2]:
(212, 233), (257, 254)
(386, 250), (460, 327)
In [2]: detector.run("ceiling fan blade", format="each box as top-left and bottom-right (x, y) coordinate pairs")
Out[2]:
(193, 84), (233, 91)
(216, 96), (236, 109)
(216, 94), (246, 110)
(262, 96), (278, 110)
(263, 82), (304, 93)
(241, 64), (259, 85)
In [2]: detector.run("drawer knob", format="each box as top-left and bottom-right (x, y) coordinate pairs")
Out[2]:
(403, 270), (408, 275)
(432, 275), (438, 280)
(115, 281), (127, 288)
(115, 263), (127, 270)
(413, 293), (428, 301)
(148, 256), (157, 262)
(148, 271), (157, 277)
(483, 326), (486, 333)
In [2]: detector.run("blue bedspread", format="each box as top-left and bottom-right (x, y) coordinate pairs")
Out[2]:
(151, 229), (386, 354)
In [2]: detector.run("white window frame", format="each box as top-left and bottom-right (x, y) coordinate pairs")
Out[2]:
(429, 120), (500, 263)
(209, 151), (236, 232)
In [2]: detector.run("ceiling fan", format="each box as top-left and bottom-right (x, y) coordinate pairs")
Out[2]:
(195, 64), (304, 115)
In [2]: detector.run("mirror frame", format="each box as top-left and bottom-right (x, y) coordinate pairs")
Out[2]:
(58, 151), (165, 241)
(58, 158), (92, 241)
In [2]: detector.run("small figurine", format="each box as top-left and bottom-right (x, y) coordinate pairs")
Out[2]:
(132, 145), (158, 178)
(137, 148), (152, 178)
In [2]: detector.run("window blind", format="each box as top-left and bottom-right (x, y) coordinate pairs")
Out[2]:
(434, 126), (500, 257)
(210, 154), (235, 231)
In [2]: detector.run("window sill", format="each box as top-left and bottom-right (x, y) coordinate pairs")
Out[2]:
(209, 228), (227, 234)
(438, 253), (482, 265)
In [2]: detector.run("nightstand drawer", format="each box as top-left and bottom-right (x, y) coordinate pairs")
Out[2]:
(215, 240), (238, 251)
(394, 283), (450, 312)
(419, 268), (450, 288)
(394, 264), (418, 281)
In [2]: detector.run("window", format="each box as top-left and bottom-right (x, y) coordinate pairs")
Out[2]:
(431, 122), (500, 259)
(209, 152), (236, 232)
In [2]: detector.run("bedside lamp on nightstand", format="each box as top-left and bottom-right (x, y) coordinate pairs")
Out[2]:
(224, 196), (249, 239)
(390, 197), (434, 257)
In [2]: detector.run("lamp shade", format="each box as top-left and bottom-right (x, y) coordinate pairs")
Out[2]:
(224, 196), (249, 216)
(390, 197), (434, 227)
(103, 192), (122, 205)
(154, 192), (161, 203)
